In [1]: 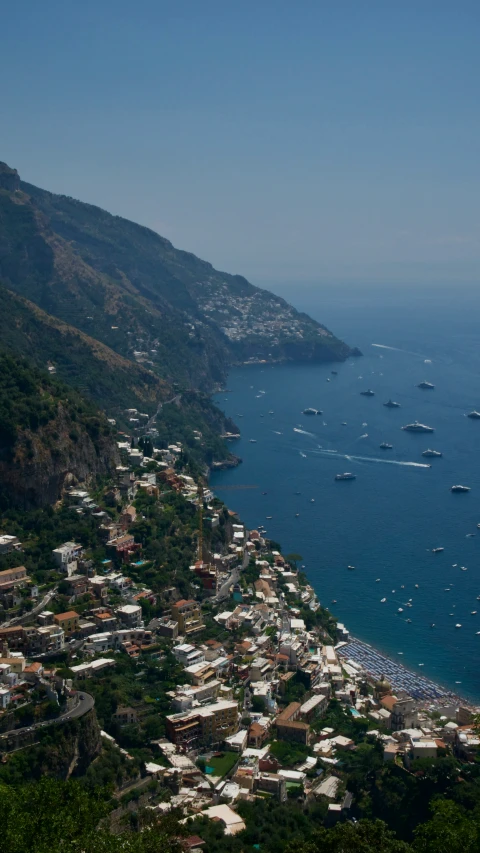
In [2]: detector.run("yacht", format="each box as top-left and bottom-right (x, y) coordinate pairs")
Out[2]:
(303, 407), (318, 415)
(451, 485), (471, 493)
(401, 421), (435, 433)
(347, 565), (355, 570)
(432, 547), (444, 554)
(384, 399), (401, 408)
(455, 623), (462, 628)
(467, 411), (480, 419)
(417, 381), (435, 389)
(379, 442), (393, 449)
(334, 472), (357, 481)
(422, 449), (442, 458)
(360, 389), (375, 397)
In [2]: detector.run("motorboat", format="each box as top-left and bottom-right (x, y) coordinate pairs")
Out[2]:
(432, 547), (444, 554)
(384, 399), (401, 408)
(422, 449), (442, 458)
(467, 411), (480, 419)
(451, 485), (470, 493)
(335, 472), (356, 481)
(402, 421), (435, 433)
(360, 389), (375, 396)
(380, 442), (393, 449)
(417, 381), (435, 389)
(303, 407), (321, 415)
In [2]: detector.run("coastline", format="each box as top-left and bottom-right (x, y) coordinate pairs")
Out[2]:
(336, 634), (470, 708)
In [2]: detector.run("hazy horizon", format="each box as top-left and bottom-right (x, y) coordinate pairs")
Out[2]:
(2, 0), (479, 287)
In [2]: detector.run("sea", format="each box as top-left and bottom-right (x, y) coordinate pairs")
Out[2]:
(211, 283), (480, 703)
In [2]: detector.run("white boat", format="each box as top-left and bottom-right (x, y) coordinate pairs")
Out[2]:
(451, 485), (471, 493)
(467, 411), (480, 419)
(455, 623), (462, 628)
(249, 439), (257, 443)
(381, 597), (386, 602)
(335, 472), (356, 481)
(402, 421), (435, 433)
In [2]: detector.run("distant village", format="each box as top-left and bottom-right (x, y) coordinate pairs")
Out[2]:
(0, 413), (479, 838)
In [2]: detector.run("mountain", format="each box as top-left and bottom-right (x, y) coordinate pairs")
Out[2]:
(0, 285), (169, 417)
(0, 162), (359, 397)
(0, 352), (119, 509)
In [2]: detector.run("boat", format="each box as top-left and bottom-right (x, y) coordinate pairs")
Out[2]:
(406, 618), (412, 623)
(360, 389), (375, 397)
(455, 623), (462, 628)
(432, 547), (444, 554)
(451, 485), (471, 493)
(310, 498), (315, 502)
(384, 399), (401, 408)
(295, 513), (300, 517)
(381, 597), (386, 602)
(341, 422), (347, 426)
(401, 421), (435, 433)
(347, 565), (355, 570)
(302, 407), (320, 415)
(331, 370), (338, 375)
(249, 439), (257, 443)
(379, 442), (393, 449)
(398, 608), (403, 612)
(471, 611), (477, 615)
(467, 411), (480, 419)
(422, 449), (442, 458)
(417, 381), (435, 389)
(334, 473), (357, 481)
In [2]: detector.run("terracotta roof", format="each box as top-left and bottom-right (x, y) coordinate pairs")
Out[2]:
(380, 696), (398, 711)
(249, 722), (266, 736)
(54, 611), (79, 621)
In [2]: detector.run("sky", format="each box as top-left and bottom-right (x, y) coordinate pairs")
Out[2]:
(2, 0), (480, 287)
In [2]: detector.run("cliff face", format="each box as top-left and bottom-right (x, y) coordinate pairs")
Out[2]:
(0, 405), (119, 509)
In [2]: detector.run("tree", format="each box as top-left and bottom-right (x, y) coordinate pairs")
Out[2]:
(413, 800), (480, 853)
(285, 552), (302, 569)
(287, 819), (411, 853)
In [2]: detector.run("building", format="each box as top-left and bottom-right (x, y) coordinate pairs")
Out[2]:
(0, 535), (22, 554)
(113, 707), (138, 726)
(171, 599), (205, 635)
(166, 700), (238, 748)
(276, 702), (310, 745)
(300, 694), (327, 722)
(52, 542), (82, 570)
(53, 610), (80, 637)
(173, 644), (205, 668)
(117, 604), (143, 628)
(0, 566), (29, 591)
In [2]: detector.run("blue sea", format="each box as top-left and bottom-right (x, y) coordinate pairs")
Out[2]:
(211, 284), (480, 702)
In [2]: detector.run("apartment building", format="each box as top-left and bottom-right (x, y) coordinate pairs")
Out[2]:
(166, 700), (238, 748)
(171, 599), (205, 635)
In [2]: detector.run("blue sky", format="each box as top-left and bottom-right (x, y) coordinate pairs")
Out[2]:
(2, 1), (479, 286)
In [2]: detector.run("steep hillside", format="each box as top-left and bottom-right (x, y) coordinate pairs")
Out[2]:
(0, 285), (169, 417)
(0, 353), (119, 509)
(0, 161), (358, 397)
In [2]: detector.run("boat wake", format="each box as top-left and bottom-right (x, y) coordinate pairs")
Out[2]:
(372, 343), (429, 359)
(311, 448), (430, 468)
(293, 427), (316, 438)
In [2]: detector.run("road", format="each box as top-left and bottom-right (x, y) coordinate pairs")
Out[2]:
(0, 691), (94, 743)
(213, 548), (250, 603)
(142, 393), (182, 434)
(1, 586), (57, 628)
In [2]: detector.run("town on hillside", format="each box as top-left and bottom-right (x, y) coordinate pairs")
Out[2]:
(0, 416), (478, 840)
